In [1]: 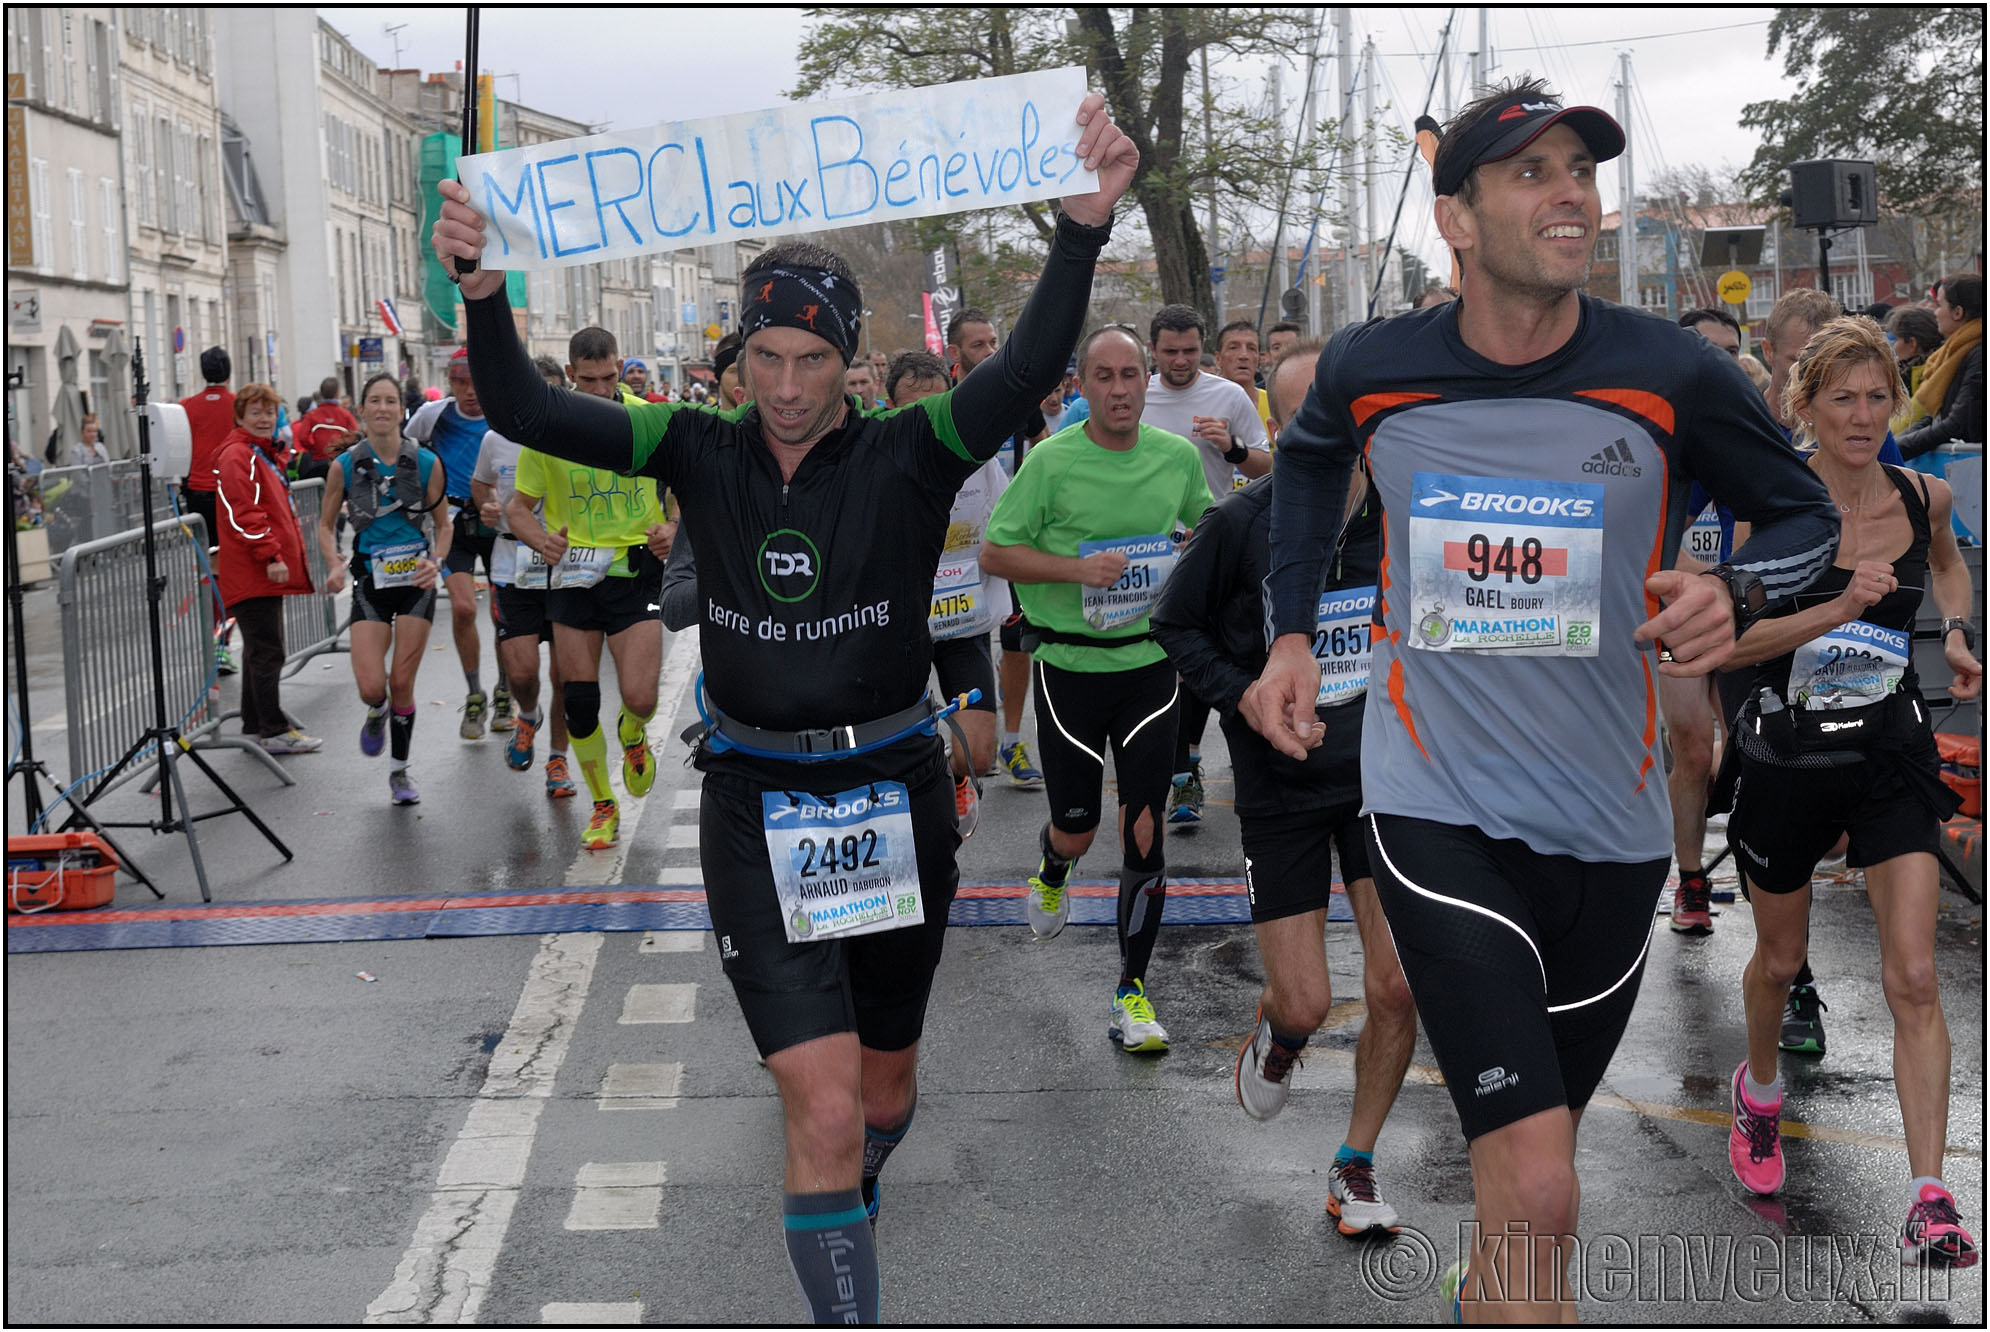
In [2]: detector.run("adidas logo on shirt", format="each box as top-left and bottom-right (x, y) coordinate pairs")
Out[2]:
(1580, 438), (1641, 477)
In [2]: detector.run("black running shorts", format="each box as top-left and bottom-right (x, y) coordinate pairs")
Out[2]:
(1240, 801), (1370, 925)
(1366, 812), (1666, 1142)
(349, 558), (437, 624)
(443, 509), (496, 579)
(493, 584), (551, 644)
(1032, 657), (1178, 835)
(1728, 741), (1943, 895)
(699, 744), (961, 1058)
(545, 548), (664, 638)
(931, 633), (997, 713)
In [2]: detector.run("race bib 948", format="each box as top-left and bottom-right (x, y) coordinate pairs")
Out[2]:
(1406, 472), (1605, 656)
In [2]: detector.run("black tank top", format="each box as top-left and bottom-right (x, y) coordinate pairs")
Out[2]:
(1755, 464), (1931, 702)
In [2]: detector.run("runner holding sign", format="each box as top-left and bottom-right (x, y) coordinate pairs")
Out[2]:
(981, 325), (1215, 1054)
(437, 88), (1135, 1326)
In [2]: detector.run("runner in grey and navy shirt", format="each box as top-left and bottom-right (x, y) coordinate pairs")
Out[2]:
(1248, 78), (1837, 1321)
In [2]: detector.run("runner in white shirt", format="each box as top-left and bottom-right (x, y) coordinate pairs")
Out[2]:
(1141, 304), (1271, 826)
(889, 351), (1007, 837)
(1143, 303), (1271, 500)
(470, 354), (574, 796)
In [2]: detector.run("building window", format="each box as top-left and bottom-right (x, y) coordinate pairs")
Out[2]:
(197, 132), (215, 242)
(100, 177), (120, 282)
(1831, 271), (1875, 311)
(68, 167), (88, 279)
(1745, 280), (1777, 321)
(156, 114), (175, 233)
(29, 158), (51, 273)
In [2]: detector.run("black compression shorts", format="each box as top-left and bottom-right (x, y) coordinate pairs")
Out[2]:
(699, 744), (961, 1058)
(545, 548), (664, 638)
(1240, 802), (1370, 924)
(931, 633), (997, 713)
(1033, 657), (1178, 836)
(492, 584), (552, 644)
(1366, 812), (1666, 1141)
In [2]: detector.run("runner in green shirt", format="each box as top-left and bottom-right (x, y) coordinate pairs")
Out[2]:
(982, 324), (1215, 1052)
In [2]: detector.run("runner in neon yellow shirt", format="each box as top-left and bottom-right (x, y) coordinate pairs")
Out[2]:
(507, 328), (676, 850)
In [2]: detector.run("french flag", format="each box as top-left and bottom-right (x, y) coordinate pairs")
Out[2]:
(376, 297), (403, 337)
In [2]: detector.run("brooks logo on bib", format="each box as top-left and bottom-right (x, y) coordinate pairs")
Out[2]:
(1314, 585), (1376, 706)
(1407, 472), (1604, 656)
(1080, 534), (1174, 631)
(762, 782), (924, 943)
(1788, 621), (1908, 710)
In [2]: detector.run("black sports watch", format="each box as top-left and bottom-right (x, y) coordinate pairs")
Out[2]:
(1940, 617), (1977, 651)
(1221, 435), (1249, 465)
(1707, 563), (1768, 636)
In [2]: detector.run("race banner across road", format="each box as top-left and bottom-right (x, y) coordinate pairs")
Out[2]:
(458, 67), (1097, 271)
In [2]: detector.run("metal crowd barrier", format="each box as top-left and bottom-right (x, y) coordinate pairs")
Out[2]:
(36, 460), (174, 558)
(55, 513), (291, 799)
(277, 477), (350, 680)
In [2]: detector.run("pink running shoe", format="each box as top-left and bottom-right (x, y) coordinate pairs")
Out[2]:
(1903, 1182), (1979, 1267)
(1728, 1061), (1784, 1196)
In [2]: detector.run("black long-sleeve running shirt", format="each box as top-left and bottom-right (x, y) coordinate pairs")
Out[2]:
(465, 213), (1111, 780)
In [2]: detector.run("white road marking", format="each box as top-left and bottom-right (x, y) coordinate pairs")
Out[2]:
(564, 1161), (666, 1231)
(365, 933), (603, 1325)
(638, 931), (706, 953)
(540, 1303), (642, 1325)
(673, 788), (700, 810)
(664, 824), (700, 849)
(618, 983), (697, 1024)
(599, 1062), (683, 1111)
(563, 630), (700, 888)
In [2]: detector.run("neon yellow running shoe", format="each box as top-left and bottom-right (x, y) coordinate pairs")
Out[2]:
(622, 736), (656, 797)
(583, 799), (620, 849)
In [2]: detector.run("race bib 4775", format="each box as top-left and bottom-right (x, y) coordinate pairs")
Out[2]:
(1406, 472), (1605, 656)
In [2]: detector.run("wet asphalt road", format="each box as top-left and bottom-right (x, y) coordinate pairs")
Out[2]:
(5, 578), (1984, 1325)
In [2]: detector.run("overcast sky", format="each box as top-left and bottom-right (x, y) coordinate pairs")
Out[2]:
(321, 6), (1802, 276)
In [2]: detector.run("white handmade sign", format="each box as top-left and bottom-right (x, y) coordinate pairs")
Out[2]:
(459, 67), (1097, 271)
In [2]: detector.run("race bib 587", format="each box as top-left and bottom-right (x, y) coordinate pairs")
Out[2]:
(1406, 472), (1605, 657)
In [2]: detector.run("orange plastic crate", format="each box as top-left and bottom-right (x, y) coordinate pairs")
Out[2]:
(6, 832), (121, 913)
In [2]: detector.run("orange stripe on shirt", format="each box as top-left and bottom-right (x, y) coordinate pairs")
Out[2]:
(1634, 651), (1658, 796)
(1575, 388), (1675, 435)
(1350, 391), (1440, 430)
(1387, 657), (1428, 761)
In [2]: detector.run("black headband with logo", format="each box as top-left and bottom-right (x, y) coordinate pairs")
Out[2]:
(741, 266), (863, 365)
(1431, 93), (1625, 197)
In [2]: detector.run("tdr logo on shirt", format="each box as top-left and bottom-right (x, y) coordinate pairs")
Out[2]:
(757, 528), (822, 603)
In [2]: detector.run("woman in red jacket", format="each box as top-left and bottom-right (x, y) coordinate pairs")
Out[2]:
(214, 382), (322, 754)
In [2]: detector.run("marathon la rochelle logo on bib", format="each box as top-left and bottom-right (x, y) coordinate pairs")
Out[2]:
(1406, 471), (1605, 656)
(757, 528), (823, 603)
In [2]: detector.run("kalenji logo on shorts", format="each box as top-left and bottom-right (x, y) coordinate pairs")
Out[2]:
(1581, 439), (1641, 477)
(1475, 1065), (1520, 1097)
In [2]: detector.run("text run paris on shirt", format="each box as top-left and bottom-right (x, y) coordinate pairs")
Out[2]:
(458, 68), (1099, 269)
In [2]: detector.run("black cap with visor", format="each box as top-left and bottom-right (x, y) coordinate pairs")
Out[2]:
(1432, 93), (1625, 198)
